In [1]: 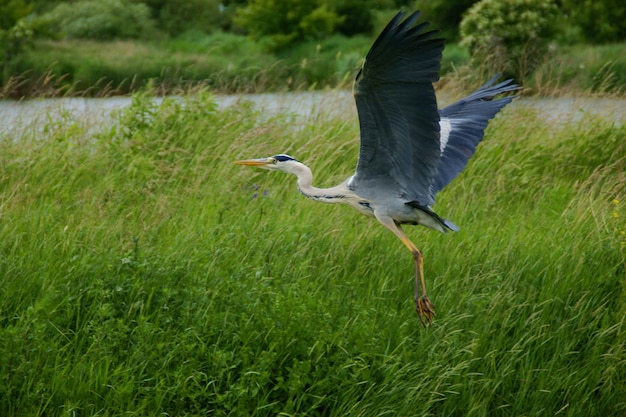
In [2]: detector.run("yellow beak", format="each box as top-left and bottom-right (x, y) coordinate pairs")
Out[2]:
(234, 158), (271, 166)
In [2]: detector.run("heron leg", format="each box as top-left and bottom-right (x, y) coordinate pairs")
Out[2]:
(402, 234), (435, 327)
(375, 214), (435, 326)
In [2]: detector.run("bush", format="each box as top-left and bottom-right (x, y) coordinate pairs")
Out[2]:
(560, 0), (626, 43)
(415, 0), (481, 41)
(234, 0), (344, 50)
(459, 0), (557, 81)
(1, 0), (34, 76)
(334, 0), (375, 36)
(1, 19), (34, 78)
(155, 0), (227, 36)
(37, 0), (156, 40)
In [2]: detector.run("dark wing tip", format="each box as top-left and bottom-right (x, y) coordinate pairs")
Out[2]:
(365, 10), (415, 59)
(356, 10), (444, 86)
(475, 75), (523, 100)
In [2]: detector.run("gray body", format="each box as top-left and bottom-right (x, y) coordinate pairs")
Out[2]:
(293, 172), (449, 233)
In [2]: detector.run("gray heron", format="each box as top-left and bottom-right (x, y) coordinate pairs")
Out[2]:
(235, 10), (520, 326)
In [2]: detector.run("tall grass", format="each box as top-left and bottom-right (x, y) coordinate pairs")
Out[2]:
(4, 31), (626, 98)
(3, 33), (375, 98)
(526, 43), (626, 96)
(0, 91), (624, 416)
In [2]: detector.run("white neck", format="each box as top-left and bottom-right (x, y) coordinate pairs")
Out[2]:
(286, 162), (349, 203)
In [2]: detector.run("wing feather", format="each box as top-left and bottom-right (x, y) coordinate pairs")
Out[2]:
(430, 77), (521, 194)
(351, 11), (444, 206)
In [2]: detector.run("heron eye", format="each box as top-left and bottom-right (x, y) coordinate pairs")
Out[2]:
(269, 157), (277, 164)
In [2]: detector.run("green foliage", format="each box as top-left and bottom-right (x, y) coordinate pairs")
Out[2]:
(36, 0), (156, 40)
(1, 19), (33, 65)
(529, 43), (626, 95)
(4, 33), (275, 96)
(235, 0), (346, 50)
(0, 0), (34, 77)
(415, 0), (479, 40)
(19, 0), (64, 14)
(0, 0), (33, 30)
(3, 32), (374, 96)
(298, 4), (342, 40)
(460, 0), (557, 81)
(0, 91), (625, 415)
(151, 0), (228, 36)
(333, 0), (376, 36)
(5, 31), (626, 98)
(21, 0), (626, 45)
(560, 0), (626, 43)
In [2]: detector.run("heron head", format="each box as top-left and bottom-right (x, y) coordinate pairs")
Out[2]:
(234, 154), (299, 172)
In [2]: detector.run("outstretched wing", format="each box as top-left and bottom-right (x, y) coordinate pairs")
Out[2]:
(350, 11), (444, 206)
(430, 77), (521, 195)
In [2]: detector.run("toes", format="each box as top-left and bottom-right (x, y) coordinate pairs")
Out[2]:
(416, 297), (435, 327)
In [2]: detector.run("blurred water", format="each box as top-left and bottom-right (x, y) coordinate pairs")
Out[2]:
(1, 92), (624, 137)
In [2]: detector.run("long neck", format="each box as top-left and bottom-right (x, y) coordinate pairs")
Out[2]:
(289, 162), (349, 203)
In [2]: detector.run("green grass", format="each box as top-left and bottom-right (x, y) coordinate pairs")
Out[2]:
(5, 33), (280, 96)
(528, 43), (626, 96)
(1, 91), (625, 416)
(2, 32), (375, 97)
(4, 30), (626, 98)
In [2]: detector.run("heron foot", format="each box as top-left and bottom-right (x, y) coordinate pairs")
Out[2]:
(416, 296), (435, 327)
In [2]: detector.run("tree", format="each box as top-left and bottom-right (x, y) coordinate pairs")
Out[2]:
(1, 0), (34, 78)
(559, 0), (626, 43)
(234, 0), (343, 50)
(140, 0), (229, 36)
(415, 0), (479, 40)
(460, 0), (557, 81)
(37, 0), (156, 40)
(334, 0), (375, 36)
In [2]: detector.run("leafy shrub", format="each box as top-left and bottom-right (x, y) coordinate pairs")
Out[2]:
(459, 0), (557, 81)
(234, 0), (344, 50)
(1, 20), (34, 69)
(0, 0), (33, 31)
(37, 0), (156, 40)
(560, 0), (626, 43)
(154, 0), (227, 36)
(333, 0), (375, 36)
(416, 0), (482, 40)
(1, 0), (34, 74)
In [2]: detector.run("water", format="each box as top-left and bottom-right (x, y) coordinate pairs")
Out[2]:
(0, 92), (354, 136)
(1, 92), (624, 136)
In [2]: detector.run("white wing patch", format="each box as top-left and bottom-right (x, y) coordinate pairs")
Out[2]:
(439, 117), (452, 153)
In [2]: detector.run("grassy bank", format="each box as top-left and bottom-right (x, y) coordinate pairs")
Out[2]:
(2, 32), (374, 97)
(1, 91), (625, 415)
(527, 43), (626, 96)
(4, 31), (625, 98)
